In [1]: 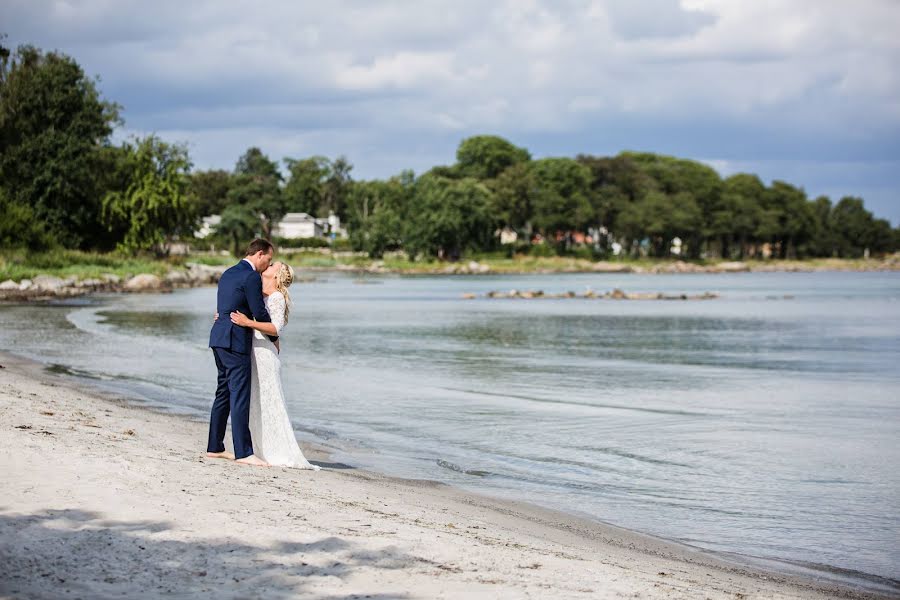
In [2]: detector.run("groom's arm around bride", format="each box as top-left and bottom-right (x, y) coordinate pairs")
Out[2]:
(206, 238), (276, 466)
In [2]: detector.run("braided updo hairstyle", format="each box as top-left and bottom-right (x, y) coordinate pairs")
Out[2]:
(273, 263), (294, 323)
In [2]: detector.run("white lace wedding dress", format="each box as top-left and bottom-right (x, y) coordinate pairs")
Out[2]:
(248, 291), (320, 469)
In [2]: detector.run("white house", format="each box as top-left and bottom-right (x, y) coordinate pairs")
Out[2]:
(195, 215), (221, 239)
(272, 212), (347, 240)
(272, 213), (324, 239)
(195, 212), (346, 241)
(497, 227), (518, 245)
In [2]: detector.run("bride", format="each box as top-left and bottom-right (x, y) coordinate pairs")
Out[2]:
(228, 262), (320, 470)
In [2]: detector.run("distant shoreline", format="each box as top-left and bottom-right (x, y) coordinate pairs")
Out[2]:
(1, 253), (898, 302)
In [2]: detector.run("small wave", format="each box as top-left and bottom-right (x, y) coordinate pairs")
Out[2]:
(579, 446), (692, 468)
(45, 363), (108, 381)
(444, 387), (712, 417)
(436, 459), (489, 477)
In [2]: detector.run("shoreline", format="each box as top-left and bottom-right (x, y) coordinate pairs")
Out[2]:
(1, 350), (897, 598)
(1, 256), (898, 304)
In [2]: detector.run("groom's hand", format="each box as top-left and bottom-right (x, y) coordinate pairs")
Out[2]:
(213, 312), (219, 321)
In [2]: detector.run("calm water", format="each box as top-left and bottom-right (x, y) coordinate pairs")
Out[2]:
(2, 272), (899, 585)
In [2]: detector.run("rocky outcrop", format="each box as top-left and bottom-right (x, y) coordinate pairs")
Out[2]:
(0, 258), (239, 302)
(478, 288), (719, 301)
(32, 275), (71, 291)
(437, 261), (492, 275)
(0, 276), (116, 301)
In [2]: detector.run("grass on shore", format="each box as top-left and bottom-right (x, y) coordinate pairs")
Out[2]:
(1, 249), (895, 283)
(0, 250), (181, 282)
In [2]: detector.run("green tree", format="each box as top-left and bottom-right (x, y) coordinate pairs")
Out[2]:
(578, 154), (653, 231)
(347, 173), (413, 257)
(235, 147), (280, 180)
(830, 196), (892, 257)
(283, 156), (329, 214)
(0, 186), (52, 249)
(805, 195), (836, 257)
(227, 147), (284, 238)
(529, 158), (593, 240)
(866, 218), (894, 255)
(323, 155), (353, 220)
(0, 44), (121, 248)
(488, 162), (537, 233)
(763, 181), (815, 258)
(622, 152), (721, 257)
(717, 174), (766, 258)
(216, 204), (260, 256)
(102, 136), (196, 255)
(456, 135), (531, 180)
(617, 191), (702, 257)
(188, 169), (232, 217)
(404, 175), (495, 259)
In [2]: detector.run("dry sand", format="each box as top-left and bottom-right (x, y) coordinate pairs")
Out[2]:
(0, 351), (893, 599)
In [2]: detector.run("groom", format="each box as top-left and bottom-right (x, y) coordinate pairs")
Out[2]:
(206, 238), (277, 467)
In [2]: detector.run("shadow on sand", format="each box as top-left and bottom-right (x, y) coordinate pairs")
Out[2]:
(0, 508), (417, 599)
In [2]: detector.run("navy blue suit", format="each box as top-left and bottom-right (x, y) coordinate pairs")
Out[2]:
(207, 260), (276, 459)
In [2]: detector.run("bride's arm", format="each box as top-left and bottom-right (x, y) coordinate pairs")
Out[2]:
(229, 311), (278, 336)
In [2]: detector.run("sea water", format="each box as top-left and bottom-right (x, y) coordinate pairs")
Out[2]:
(2, 271), (898, 584)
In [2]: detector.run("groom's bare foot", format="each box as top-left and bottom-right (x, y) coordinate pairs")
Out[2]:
(206, 451), (235, 460)
(235, 455), (269, 467)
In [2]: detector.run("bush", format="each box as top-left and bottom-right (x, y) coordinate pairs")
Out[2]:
(571, 245), (599, 260)
(331, 237), (352, 251)
(529, 242), (556, 257)
(272, 236), (330, 249)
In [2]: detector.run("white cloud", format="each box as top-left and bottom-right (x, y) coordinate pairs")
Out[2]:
(333, 51), (459, 91)
(3, 0), (900, 221)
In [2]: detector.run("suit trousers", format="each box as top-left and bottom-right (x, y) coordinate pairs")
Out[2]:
(207, 347), (254, 459)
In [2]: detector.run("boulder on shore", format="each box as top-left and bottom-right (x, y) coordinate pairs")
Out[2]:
(591, 262), (633, 273)
(185, 263), (227, 284)
(0, 280), (18, 291)
(32, 275), (67, 292)
(164, 270), (191, 286)
(714, 261), (750, 273)
(124, 274), (163, 292)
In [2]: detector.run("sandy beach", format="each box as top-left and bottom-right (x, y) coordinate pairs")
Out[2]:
(0, 351), (893, 600)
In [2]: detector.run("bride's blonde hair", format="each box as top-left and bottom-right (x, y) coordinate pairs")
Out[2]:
(273, 263), (294, 323)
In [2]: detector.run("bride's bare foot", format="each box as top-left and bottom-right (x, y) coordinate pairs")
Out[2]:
(206, 451), (235, 460)
(235, 455), (269, 467)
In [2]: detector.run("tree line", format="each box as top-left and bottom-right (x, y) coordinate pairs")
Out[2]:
(2, 41), (898, 260)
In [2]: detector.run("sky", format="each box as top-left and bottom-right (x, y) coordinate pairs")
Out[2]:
(4, 0), (900, 223)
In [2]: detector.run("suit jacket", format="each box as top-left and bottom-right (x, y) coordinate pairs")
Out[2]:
(208, 260), (276, 354)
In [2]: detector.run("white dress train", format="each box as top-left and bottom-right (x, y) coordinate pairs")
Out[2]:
(248, 291), (320, 469)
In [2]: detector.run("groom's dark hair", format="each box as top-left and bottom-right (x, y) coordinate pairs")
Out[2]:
(245, 238), (274, 256)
